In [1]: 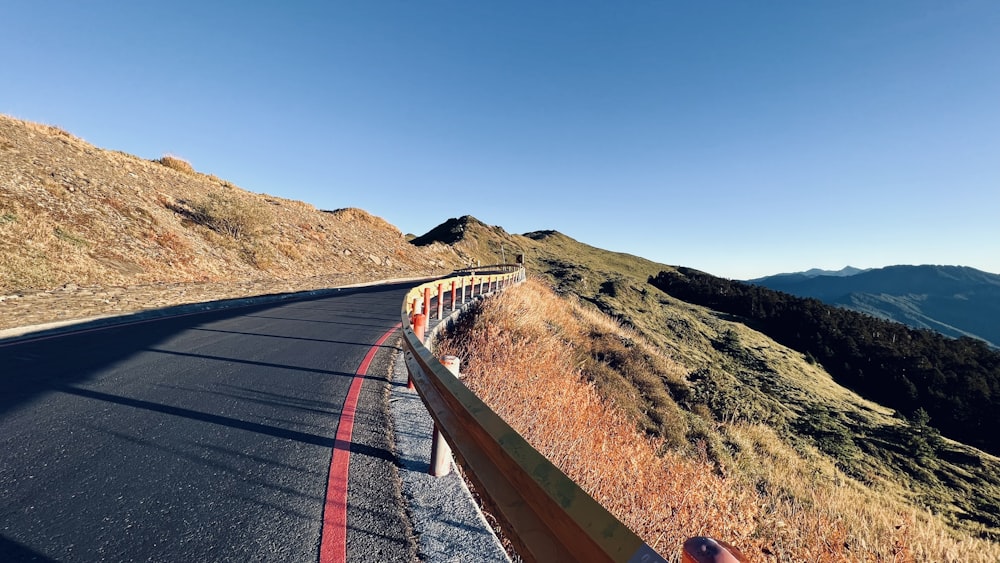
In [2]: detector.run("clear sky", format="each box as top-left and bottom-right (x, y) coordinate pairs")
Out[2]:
(4, 1), (998, 279)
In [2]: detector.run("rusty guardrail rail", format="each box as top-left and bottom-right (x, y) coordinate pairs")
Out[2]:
(399, 264), (668, 563)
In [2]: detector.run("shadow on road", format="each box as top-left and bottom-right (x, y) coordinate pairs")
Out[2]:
(0, 283), (413, 418)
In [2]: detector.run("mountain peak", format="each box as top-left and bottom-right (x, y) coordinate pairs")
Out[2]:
(409, 215), (496, 247)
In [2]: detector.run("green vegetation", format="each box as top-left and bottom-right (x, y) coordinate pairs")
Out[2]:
(649, 267), (1000, 458)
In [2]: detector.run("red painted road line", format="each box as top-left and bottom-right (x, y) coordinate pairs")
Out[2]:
(320, 323), (401, 563)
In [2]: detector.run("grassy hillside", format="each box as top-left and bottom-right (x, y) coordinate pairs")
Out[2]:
(439, 279), (1000, 562)
(0, 115), (462, 328)
(417, 216), (1000, 552)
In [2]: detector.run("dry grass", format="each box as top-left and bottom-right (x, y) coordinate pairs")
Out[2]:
(438, 279), (1000, 562)
(155, 155), (195, 175)
(0, 113), (462, 303)
(190, 191), (271, 240)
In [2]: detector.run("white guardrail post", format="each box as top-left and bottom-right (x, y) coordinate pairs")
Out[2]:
(429, 355), (461, 476)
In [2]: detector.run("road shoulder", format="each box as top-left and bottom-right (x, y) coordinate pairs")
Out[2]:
(388, 347), (510, 562)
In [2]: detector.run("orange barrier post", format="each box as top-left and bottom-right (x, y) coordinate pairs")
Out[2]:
(413, 313), (427, 342)
(436, 283), (444, 320)
(423, 286), (431, 320)
(470, 275), (475, 297)
(681, 537), (745, 563)
(409, 313), (428, 390)
(450, 280), (457, 310)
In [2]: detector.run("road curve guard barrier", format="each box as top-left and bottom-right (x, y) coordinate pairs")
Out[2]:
(400, 265), (666, 563)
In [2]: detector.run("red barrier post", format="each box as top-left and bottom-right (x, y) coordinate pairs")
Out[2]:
(413, 313), (427, 342)
(409, 313), (428, 389)
(450, 280), (457, 310)
(436, 283), (444, 320)
(470, 275), (475, 297)
(423, 286), (431, 320)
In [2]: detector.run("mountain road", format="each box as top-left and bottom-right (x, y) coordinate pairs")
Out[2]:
(0, 283), (416, 561)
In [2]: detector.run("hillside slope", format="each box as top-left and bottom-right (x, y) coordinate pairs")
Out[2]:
(751, 265), (1000, 346)
(440, 279), (1000, 561)
(415, 216), (1000, 543)
(0, 115), (461, 329)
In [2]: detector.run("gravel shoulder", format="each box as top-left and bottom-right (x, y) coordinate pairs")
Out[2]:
(388, 349), (510, 563)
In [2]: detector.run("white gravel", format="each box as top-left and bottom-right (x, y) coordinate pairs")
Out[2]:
(389, 350), (510, 563)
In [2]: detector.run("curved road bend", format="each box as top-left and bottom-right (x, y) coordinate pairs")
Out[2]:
(0, 283), (416, 562)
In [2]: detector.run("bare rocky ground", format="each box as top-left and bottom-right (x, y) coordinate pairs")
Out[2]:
(0, 114), (464, 332)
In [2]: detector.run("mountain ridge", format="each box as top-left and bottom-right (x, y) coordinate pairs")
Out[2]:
(747, 265), (867, 282)
(750, 264), (1000, 346)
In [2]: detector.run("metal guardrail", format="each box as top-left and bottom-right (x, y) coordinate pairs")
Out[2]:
(399, 265), (668, 563)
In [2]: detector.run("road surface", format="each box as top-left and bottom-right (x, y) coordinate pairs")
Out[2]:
(0, 283), (415, 562)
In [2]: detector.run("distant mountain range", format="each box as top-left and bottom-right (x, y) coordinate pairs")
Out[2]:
(748, 266), (868, 282)
(748, 265), (1000, 347)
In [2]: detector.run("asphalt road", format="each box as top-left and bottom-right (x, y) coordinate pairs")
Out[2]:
(0, 283), (416, 562)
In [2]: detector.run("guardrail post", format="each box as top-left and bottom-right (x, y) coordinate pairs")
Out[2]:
(423, 286), (431, 320)
(436, 283), (444, 320)
(470, 275), (476, 297)
(450, 280), (457, 310)
(430, 355), (461, 476)
(409, 313), (427, 390)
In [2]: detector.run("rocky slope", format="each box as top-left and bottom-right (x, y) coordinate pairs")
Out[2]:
(0, 115), (462, 330)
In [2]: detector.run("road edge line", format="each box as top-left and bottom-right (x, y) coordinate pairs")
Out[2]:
(320, 323), (401, 563)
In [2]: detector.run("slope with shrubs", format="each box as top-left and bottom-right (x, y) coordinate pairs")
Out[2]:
(0, 115), (461, 329)
(439, 280), (1000, 561)
(417, 216), (1000, 559)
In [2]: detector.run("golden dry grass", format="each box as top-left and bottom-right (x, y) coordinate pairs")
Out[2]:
(0, 114), (462, 300)
(438, 278), (1000, 562)
(155, 155), (196, 174)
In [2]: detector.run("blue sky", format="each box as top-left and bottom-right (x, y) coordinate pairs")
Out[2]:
(4, 1), (998, 279)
